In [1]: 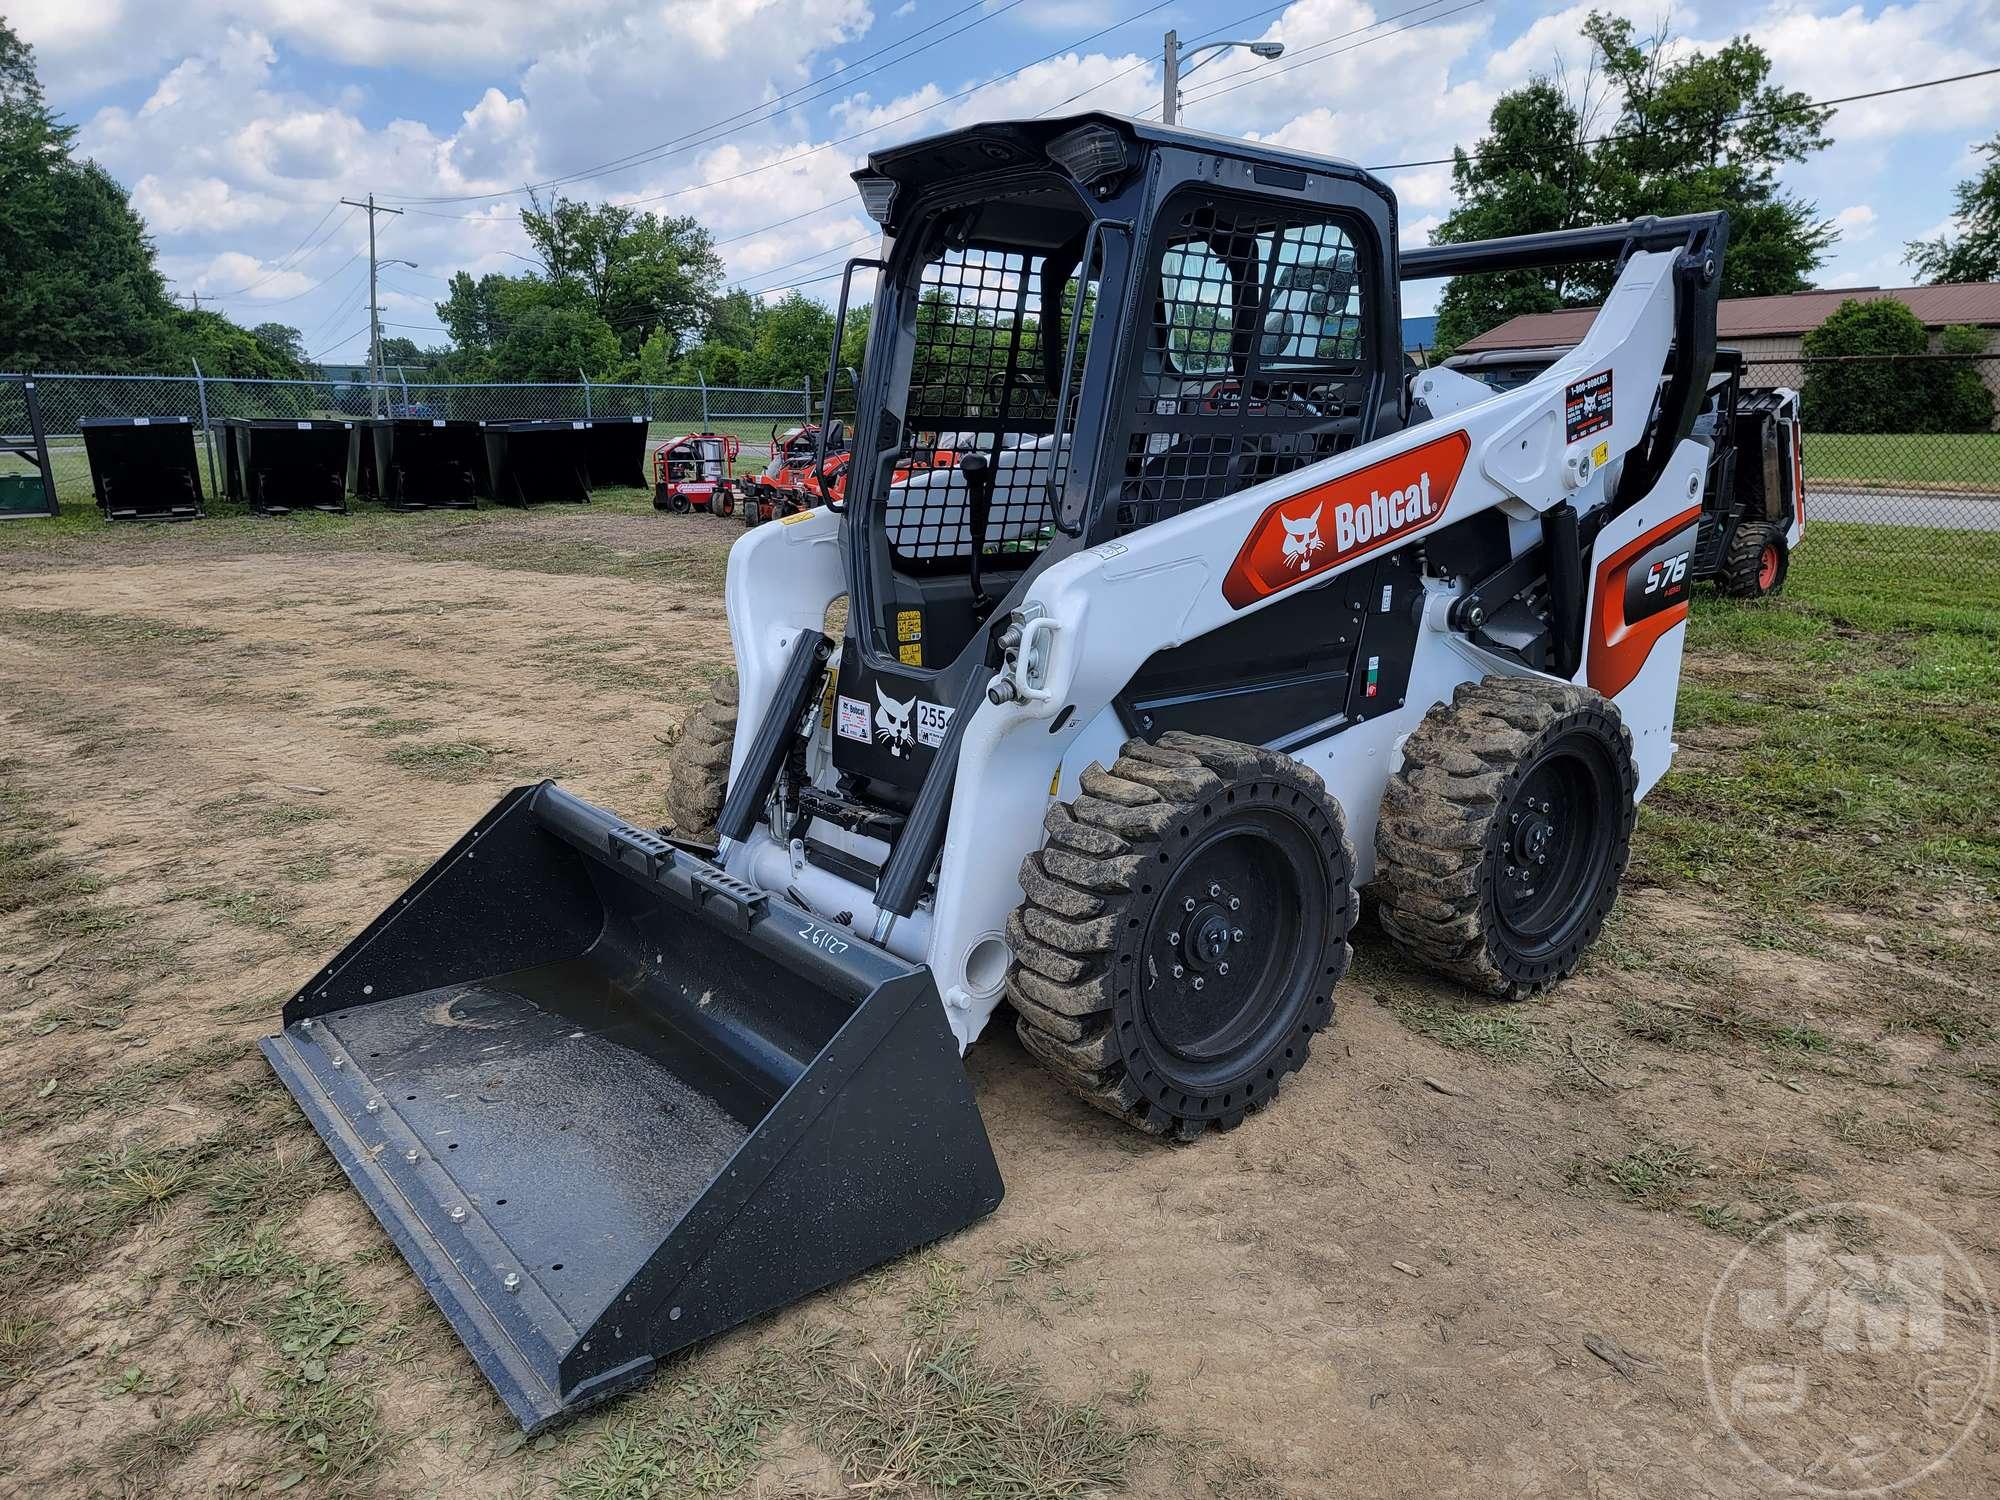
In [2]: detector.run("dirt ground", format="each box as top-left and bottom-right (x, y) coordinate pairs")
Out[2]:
(2, 502), (1996, 1499)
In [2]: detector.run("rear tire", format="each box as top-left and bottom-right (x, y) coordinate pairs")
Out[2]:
(1006, 732), (1356, 1142)
(1719, 521), (1788, 597)
(1373, 676), (1636, 1000)
(713, 485), (735, 518)
(664, 670), (737, 843)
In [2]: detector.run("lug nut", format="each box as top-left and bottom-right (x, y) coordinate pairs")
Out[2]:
(1184, 897), (1196, 912)
(1228, 896), (1240, 911)
(1232, 928), (1244, 942)
(1168, 931), (1180, 945)
(1192, 977), (1205, 991)
(1208, 883), (1221, 898)
(1172, 964), (1185, 979)
(1218, 962), (1230, 976)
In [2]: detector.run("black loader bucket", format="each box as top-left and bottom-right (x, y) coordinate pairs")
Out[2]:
(583, 414), (650, 490)
(225, 419), (353, 514)
(371, 419), (490, 509)
(485, 422), (592, 506)
(81, 417), (205, 520)
(259, 782), (1002, 1432)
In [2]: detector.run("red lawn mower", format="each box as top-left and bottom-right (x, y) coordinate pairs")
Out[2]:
(651, 433), (740, 515)
(741, 421), (844, 527)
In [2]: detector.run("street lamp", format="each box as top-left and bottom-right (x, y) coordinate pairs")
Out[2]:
(1162, 31), (1285, 126)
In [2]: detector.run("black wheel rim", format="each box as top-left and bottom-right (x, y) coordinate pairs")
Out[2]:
(1137, 808), (1326, 1081)
(1493, 730), (1620, 957)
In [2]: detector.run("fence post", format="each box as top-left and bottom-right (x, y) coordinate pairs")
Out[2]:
(698, 372), (709, 430)
(397, 367), (410, 406)
(802, 374), (813, 423)
(190, 358), (219, 498)
(580, 369), (592, 419)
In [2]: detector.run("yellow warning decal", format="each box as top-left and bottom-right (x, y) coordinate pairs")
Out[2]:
(895, 609), (923, 643)
(1049, 769), (1061, 796)
(1592, 440), (1610, 469)
(778, 508), (815, 525)
(818, 666), (838, 728)
(897, 642), (923, 666)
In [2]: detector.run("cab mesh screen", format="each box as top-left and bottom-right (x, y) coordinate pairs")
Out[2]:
(1112, 197), (1372, 536)
(885, 245), (1092, 569)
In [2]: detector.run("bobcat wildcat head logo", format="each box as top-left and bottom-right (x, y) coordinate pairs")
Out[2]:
(874, 686), (914, 756)
(1279, 503), (1324, 571)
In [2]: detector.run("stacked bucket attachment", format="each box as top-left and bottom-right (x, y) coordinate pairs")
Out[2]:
(219, 419), (353, 515)
(80, 417), (205, 520)
(371, 419), (490, 510)
(583, 415), (651, 490)
(260, 779), (1004, 1432)
(486, 422), (592, 506)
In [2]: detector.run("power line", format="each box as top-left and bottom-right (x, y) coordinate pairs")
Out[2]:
(384, 0), (1180, 224)
(193, 203), (351, 298)
(1363, 64), (2000, 174)
(382, 0), (1027, 206)
(1175, 0), (1490, 110)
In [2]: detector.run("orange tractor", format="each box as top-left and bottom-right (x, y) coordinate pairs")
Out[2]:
(651, 433), (740, 515)
(739, 422), (841, 527)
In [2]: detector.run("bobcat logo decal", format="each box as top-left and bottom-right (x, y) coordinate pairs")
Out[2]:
(1279, 503), (1324, 571)
(874, 686), (914, 757)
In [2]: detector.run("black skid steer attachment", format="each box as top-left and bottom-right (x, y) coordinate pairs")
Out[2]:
(260, 781), (1002, 1432)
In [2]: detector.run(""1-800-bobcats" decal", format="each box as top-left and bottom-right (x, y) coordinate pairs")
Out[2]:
(1222, 430), (1470, 609)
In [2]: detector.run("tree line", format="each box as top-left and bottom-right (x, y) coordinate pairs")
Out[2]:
(4, 8), (1995, 419)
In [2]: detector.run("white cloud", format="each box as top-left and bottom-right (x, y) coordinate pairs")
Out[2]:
(1834, 203), (1879, 242)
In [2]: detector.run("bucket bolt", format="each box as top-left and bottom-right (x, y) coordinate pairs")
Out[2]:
(502, 1272), (521, 1293)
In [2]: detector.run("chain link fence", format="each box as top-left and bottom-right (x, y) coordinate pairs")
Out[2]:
(10, 359), (1998, 584)
(5, 370), (817, 508)
(1740, 353), (1999, 585)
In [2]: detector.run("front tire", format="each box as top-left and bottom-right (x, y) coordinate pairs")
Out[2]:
(1719, 521), (1788, 597)
(1007, 732), (1356, 1141)
(1373, 677), (1636, 1000)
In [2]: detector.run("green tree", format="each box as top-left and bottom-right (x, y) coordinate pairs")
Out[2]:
(742, 292), (837, 387)
(1430, 13), (1833, 353)
(0, 18), (180, 371)
(248, 321), (313, 377)
(522, 191), (723, 357)
(170, 309), (305, 379)
(490, 303), (621, 383)
(1801, 299), (1994, 434)
(1907, 134), (2000, 285)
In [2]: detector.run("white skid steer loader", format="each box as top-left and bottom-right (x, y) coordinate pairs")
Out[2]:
(262, 113), (1728, 1431)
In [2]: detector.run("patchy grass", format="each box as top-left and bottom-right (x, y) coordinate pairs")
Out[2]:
(814, 1335), (1139, 1500)
(1827, 1106), (1965, 1160)
(1386, 999), (1538, 1060)
(1583, 1137), (1706, 1208)
(386, 739), (501, 782)
(361, 716), (435, 738)
(557, 1327), (842, 1500)
(0, 1129), (248, 1297)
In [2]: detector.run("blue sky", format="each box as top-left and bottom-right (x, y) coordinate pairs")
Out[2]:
(13, 0), (2000, 366)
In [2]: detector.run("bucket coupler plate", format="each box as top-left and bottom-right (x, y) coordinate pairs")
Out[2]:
(260, 781), (1003, 1431)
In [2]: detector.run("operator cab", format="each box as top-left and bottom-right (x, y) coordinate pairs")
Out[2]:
(825, 114), (1401, 779)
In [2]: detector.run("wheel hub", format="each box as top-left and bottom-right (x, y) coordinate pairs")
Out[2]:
(1181, 903), (1237, 971)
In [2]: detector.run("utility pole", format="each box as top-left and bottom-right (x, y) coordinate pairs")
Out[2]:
(341, 193), (403, 416)
(1162, 30), (1180, 127)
